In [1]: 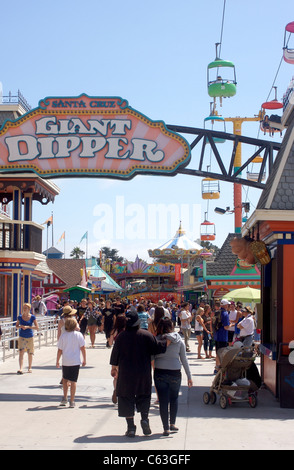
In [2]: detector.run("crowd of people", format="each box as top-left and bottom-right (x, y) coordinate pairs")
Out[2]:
(14, 295), (259, 437)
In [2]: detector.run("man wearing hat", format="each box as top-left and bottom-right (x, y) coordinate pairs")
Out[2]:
(110, 310), (167, 437)
(32, 295), (47, 316)
(57, 306), (78, 340)
(238, 307), (255, 347)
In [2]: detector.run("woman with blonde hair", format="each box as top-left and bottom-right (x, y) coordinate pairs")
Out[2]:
(195, 307), (210, 359)
(16, 303), (39, 374)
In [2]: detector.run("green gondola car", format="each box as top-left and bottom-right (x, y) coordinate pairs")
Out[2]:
(207, 59), (237, 98)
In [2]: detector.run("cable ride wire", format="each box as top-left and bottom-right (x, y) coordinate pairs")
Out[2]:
(244, 32), (292, 206)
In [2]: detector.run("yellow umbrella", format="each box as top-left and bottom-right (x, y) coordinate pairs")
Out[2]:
(222, 286), (260, 303)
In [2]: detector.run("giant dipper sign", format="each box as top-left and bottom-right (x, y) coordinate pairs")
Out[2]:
(0, 95), (190, 179)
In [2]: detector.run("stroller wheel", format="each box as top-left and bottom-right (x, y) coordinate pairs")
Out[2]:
(203, 392), (210, 405)
(210, 391), (217, 404)
(249, 393), (258, 408)
(219, 394), (228, 409)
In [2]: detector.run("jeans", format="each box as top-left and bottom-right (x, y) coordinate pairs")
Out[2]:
(203, 330), (214, 352)
(154, 369), (181, 430)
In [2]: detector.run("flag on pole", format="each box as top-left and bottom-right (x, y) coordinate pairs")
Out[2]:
(57, 231), (65, 244)
(42, 215), (53, 226)
(80, 231), (88, 244)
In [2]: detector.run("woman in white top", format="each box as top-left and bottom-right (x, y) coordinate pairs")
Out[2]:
(195, 307), (210, 359)
(238, 307), (255, 347)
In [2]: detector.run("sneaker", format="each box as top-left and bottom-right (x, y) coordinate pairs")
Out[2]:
(59, 399), (67, 406)
(162, 429), (170, 436)
(69, 401), (75, 408)
(141, 419), (152, 435)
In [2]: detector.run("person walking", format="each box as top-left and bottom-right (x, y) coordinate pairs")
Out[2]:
(113, 296), (126, 316)
(76, 298), (88, 336)
(57, 305), (79, 340)
(108, 314), (127, 404)
(153, 318), (193, 436)
(102, 300), (116, 348)
(110, 310), (167, 437)
(179, 302), (192, 352)
(203, 304), (214, 358)
(15, 303), (39, 374)
(31, 295), (47, 316)
(84, 299), (100, 348)
(56, 317), (86, 407)
(137, 303), (150, 330)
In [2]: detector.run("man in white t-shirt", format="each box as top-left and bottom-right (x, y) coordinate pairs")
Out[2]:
(179, 302), (192, 352)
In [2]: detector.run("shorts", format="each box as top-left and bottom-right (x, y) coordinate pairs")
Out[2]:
(62, 365), (80, 383)
(18, 336), (34, 354)
(87, 317), (97, 326)
(195, 330), (203, 336)
(117, 394), (151, 417)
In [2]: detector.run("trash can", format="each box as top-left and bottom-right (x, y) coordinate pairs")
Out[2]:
(278, 343), (294, 408)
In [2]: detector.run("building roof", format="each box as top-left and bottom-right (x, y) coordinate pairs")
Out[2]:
(46, 258), (84, 289)
(157, 223), (202, 251)
(206, 233), (241, 276)
(85, 260), (122, 292)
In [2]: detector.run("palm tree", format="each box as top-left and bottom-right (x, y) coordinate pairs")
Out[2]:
(70, 246), (85, 259)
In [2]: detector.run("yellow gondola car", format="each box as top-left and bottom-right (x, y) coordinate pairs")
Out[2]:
(202, 178), (220, 199)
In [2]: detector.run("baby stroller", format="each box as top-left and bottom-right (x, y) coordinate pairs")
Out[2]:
(203, 344), (260, 409)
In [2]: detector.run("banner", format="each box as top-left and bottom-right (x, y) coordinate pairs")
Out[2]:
(175, 264), (182, 282)
(0, 95), (191, 180)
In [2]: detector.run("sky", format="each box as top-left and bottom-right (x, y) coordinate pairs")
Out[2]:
(1, 0), (293, 262)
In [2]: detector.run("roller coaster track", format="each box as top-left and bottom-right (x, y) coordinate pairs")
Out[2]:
(167, 125), (281, 189)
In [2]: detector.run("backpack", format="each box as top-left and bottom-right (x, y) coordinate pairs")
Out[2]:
(212, 310), (222, 333)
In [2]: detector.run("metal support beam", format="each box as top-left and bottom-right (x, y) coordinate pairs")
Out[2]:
(167, 125), (281, 189)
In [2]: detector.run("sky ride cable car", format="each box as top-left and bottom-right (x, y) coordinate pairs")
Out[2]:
(283, 21), (294, 64)
(207, 43), (237, 107)
(204, 113), (226, 143)
(201, 177), (220, 200)
(260, 87), (283, 137)
(200, 213), (216, 241)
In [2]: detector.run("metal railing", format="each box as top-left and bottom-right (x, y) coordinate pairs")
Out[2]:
(1, 90), (31, 112)
(0, 220), (43, 253)
(0, 316), (59, 362)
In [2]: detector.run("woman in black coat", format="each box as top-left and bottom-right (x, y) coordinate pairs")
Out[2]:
(110, 311), (166, 437)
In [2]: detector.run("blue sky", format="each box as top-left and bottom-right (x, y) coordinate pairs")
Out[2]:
(1, 0), (293, 261)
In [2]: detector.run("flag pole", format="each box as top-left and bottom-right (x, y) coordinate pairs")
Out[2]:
(51, 211), (54, 247)
(86, 231), (88, 260)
